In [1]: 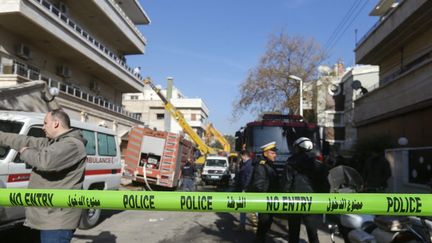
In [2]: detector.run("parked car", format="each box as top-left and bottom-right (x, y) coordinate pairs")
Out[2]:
(201, 156), (230, 186)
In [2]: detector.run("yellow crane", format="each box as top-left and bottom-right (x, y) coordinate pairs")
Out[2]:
(205, 123), (231, 153)
(143, 78), (217, 164)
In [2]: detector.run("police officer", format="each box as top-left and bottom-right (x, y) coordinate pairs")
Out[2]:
(282, 137), (329, 243)
(249, 141), (279, 243)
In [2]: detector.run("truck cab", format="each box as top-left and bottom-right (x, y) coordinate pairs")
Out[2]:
(235, 113), (322, 175)
(201, 156), (230, 186)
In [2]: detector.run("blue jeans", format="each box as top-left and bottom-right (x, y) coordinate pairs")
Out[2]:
(240, 212), (246, 226)
(40, 229), (75, 243)
(182, 178), (195, 191)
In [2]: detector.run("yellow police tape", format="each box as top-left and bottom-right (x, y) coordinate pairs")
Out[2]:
(0, 188), (430, 215)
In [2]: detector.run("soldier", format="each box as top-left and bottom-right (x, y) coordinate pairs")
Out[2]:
(249, 141), (279, 243)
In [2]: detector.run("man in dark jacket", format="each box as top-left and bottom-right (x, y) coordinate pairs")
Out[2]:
(249, 141), (279, 243)
(282, 137), (329, 243)
(181, 160), (196, 191)
(0, 109), (87, 243)
(234, 150), (253, 230)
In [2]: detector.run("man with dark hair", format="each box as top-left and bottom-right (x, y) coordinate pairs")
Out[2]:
(249, 142), (279, 243)
(233, 150), (253, 230)
(0, 109), (87, 243)
(181, 160), (196, 191)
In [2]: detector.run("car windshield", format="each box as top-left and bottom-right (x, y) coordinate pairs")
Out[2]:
(250, 126), (290, 154)
(205, 159), (226, 167)
(0, 120), (24, 159)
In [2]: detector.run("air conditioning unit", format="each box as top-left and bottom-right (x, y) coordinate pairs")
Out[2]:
(16, 43), (31, 60)
(90, 80), (100, 92)
(57, 65), (72, 78)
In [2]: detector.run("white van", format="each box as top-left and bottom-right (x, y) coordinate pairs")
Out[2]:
(0, 111), (122, 230)
(201, 155), (230, 186)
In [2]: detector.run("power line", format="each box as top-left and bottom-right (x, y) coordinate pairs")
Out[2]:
(327, 0), (371, 54)
(325, 0), (371, 57)
(324, 0), (362, 51)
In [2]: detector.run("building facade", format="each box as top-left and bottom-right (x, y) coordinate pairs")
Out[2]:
(0, 0), (150, 146)
(123, 85), (209, 138)
(354, 0), (432, 147)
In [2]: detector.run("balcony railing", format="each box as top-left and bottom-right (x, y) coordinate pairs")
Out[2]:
(2, 62), (141, 121)
(107, 0), (147, 44)
(31, 0), (143, 81)
(356, 0), (404, 47)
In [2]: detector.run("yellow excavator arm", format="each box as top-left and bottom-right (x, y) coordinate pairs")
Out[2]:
(205, 123), (231, 153)
(143, 78), (216, 163)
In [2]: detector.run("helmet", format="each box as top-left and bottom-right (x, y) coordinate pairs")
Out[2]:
(293, 137), (313, 151)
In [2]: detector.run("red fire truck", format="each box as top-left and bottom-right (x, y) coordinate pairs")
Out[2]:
(234, 113), (323, 175)
(123, 126), (195, 189)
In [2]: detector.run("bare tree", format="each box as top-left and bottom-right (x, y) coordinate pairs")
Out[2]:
(232, 32), (327, 119)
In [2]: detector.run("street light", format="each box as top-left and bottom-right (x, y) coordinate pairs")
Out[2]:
(288, 75), (303, 116)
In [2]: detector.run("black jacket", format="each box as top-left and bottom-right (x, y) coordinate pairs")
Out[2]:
(182, 162), (195, 178)
(248, 157), (279, 193)
(234, 159), (253, 192)
(281, 152), (329, 193)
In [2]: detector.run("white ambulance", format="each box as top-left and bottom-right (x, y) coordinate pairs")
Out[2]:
(0, 111), (122, 230)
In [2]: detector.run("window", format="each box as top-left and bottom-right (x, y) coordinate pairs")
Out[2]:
(14, 126), (45, 163)
(156, 113), (164, 120)
(130, 95), (139, 100)
(132, 113), (142, 120)
(191, 114), (197, 121)
(81, 130), (96, 155)
(97, 133), (117, 156)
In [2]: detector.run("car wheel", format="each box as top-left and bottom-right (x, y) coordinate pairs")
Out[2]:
(79, 207), (102, 229)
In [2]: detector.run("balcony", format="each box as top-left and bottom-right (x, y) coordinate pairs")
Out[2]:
(30, 0), (144, 81)
(317, 112), (344, 128)
(353, 61), (432, 126)
(1, 62), (141, 121)
(107, 0), (149, 44)
(355, 0), (432, 64)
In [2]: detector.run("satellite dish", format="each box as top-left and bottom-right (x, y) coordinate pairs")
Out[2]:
(351, 80), (362, 90)
(328, 84), (342, 96)
(318, 65), (331, 75)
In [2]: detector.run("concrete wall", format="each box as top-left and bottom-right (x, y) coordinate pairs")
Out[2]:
(354, 61), (432, 126)
(386, 147), (432, 193)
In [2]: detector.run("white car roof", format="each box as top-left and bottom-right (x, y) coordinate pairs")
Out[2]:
(206, 156), (228, 160)
(0, 111), (116, 135)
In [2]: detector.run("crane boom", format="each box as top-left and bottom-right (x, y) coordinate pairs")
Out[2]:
(143, 78), (217, 163)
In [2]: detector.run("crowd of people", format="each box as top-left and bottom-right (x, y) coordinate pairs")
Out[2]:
(2, 109), (385, 243)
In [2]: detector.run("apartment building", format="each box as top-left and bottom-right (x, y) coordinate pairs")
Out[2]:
(354, 0), (432, 147)
(123, 84), (209, 138)
(0, 0), (150, 146)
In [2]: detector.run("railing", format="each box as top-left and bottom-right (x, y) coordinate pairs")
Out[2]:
(356, 0), (404, 47)
(3, 62), (141, 121)
(31, 0), (143, 81)
(107, 0), (147, 44)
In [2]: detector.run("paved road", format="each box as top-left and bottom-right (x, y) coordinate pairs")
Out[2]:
(2, 182), (344, 243)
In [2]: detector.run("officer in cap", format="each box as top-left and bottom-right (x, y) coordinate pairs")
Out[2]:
(249, 141), (279, 243)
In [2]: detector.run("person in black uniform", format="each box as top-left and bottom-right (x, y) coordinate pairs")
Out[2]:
(281, 137), (329, 243)
(249, 141), (279, 243)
